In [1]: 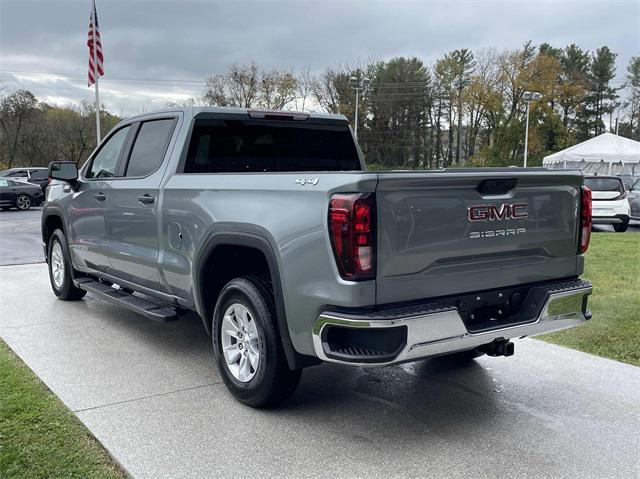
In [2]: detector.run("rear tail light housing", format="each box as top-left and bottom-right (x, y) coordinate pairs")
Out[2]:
(578, 186), (592, 254)
(612, 190), (627, 200)
(328, 193), (376, 280)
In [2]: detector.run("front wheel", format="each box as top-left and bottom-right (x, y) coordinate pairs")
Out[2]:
(15, 194), (31, 210)
(212, 276), (301, 408)
(613, 221), (628, 232)
(47, 229), (86, 301)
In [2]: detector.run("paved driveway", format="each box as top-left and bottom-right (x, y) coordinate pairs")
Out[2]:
(1, 263), (638, 478)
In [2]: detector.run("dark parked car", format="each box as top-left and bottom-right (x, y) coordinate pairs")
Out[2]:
(0, 167), (49, 191)
(0, 178), (44, 210)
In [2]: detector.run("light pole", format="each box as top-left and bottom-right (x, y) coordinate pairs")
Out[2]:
(349, 76), (370, 140)
(613, 101), (621, 135)
(523, 91), (542, 168)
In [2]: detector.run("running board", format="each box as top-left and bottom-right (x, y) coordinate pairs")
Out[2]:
(74, 278), (179, 322)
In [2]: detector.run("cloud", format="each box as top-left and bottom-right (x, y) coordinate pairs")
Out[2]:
(1, 0), (637, 114)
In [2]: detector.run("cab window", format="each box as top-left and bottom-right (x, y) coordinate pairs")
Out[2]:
(86, 126), (131, 179)
(125, 119), (175, 177)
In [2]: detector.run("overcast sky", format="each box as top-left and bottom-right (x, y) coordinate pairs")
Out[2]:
(1, 0), (638, 115)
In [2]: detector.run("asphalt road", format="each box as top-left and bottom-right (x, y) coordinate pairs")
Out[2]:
(0, 207), (44, 265)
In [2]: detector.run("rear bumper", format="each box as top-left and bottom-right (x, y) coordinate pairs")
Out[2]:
(592, 214), (629, 225)
(312, 279), (592, 366)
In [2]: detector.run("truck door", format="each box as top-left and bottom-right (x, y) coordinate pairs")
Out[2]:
(104, 117), (177, 291)
(69, 124), (132, 272)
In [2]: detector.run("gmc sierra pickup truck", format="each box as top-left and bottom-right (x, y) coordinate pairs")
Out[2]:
(43, 107), (593, 407)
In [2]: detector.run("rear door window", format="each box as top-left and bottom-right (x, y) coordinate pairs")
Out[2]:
(125, 119), (176, 177)
(86, 126), (131, 179)
(183, 119), (361, 173)
(30, 170), (48, 180)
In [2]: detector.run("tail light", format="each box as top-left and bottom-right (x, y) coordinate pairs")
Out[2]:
(578, 186), (592, 254)
(328, 193), (376, 280)
(613, 191), (627, 200)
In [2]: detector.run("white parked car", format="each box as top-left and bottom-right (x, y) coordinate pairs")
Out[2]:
(584, 176), (630, 232)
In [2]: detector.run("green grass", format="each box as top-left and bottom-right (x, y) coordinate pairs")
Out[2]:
(541, 232), (640, 366)
(0, 340), (127, 479)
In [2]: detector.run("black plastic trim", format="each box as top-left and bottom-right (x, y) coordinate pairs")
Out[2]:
(193, 223), (319, 370)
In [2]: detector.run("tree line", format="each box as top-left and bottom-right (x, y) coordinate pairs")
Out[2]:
(1, 41), (638, 170)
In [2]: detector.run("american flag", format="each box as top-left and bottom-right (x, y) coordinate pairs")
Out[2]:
(87, 0), (104, 87)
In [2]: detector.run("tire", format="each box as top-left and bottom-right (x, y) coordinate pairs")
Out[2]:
(212, 276), (301, 408)
(15, 194), (31, 210)
(47, 229), (86, 301)
(613, 221), (628, 232)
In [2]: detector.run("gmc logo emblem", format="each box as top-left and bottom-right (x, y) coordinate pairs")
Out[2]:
(468, 203), (528, 222)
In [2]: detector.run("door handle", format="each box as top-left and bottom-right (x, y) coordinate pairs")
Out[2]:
(94, 192), (106, 201)
(138, 194), (155, 205)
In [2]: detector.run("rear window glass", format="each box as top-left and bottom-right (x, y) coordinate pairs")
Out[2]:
(584, 177), (624, 192)
(183, 119), (361, 173)
(30, 170), (48, 180)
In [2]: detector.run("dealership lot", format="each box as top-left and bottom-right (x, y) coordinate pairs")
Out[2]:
(1, 210), (639, 478)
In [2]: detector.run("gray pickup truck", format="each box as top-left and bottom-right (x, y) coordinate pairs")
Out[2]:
(43, 107), (593, 407)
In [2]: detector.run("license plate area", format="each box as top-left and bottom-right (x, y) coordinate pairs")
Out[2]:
(457, 284), (547, 332)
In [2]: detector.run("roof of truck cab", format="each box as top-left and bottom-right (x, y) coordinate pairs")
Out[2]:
(122, 107), (348, 123)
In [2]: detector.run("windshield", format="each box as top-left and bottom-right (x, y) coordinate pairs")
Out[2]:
(584, 177), (623, 193)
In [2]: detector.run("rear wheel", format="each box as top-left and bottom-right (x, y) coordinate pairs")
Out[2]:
(212, 276), (301, 408)
(47, 229), (86, 301)
(15, 194), (31, 210)
(613, 221), (628, 232)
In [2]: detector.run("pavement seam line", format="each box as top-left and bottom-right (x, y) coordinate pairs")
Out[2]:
(72, 381), (224, 413)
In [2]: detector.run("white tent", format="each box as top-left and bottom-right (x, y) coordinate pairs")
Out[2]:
(543, 132), (640, 176)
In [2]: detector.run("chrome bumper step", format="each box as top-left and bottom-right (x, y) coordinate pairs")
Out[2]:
(313, 279), (592, 366)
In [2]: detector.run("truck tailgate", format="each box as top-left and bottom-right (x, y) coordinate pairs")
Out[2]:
(375, 169), (582, 304)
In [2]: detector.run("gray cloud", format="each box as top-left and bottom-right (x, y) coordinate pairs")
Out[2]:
(1, 0), (638, 114)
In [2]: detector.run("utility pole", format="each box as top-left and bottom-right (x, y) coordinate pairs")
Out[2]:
(613, 101), (621, 135)
(522, 91), (542, 167)
(349, 75), (370, 140)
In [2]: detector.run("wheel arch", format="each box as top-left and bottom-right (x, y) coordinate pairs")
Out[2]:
(41, 207), (67, 262)
(193, 223), (316, 370)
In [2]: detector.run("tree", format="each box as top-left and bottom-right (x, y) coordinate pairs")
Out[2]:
(0, 90), (39, 168)
(448, 49), (476, 164)
(624, 56), (640, 140)
(363, 57), (431, 168)
(203, 63), (298, 110)
(557, 44), (590, 146)
(579, 46), (619, 138)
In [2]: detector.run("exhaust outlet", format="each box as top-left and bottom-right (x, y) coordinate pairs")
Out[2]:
(483, 338), (514, 357)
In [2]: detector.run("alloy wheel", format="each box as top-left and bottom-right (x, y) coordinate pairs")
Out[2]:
(16, 195), (31, 210)
(221, 303), (261, 382)
(51, 241), (65, 289)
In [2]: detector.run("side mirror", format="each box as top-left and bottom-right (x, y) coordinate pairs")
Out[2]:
(49, 161), (78, 182)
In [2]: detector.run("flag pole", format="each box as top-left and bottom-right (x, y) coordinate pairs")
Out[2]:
(92, 0), (101, 143)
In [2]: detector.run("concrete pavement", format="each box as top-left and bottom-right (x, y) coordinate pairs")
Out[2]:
(1, 262), (639, 478)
